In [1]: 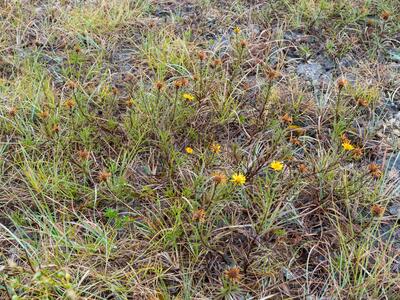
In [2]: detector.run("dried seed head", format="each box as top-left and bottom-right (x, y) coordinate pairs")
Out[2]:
(98, 170), (111, 182)
(368, 163), (382, 178)
(192, 208), (206, 223)
(337, 78), (348, 90)
(8, 107), (17, 117)
(180, 78), (189, 86)
(352, 147), (363, 159)
(298, 164), (308, 174)
(281, 113), (293, 124)
(356, 97), (368, 107)
(266, 68), (281, 80)
(371, 204), (385, 217)
(174, 78), (189, 89)
(64, 99), (76, 110)
(125, 98), (135, 108)
(239, 39), (248, 48)
(380, 11), (390, 21)
(67, 80), (78, 89)
(289, 137), (301, 146)
(211, 171), (227, 185)
(155, 81), (165, 91)
(52, 123), (60, 133)
(78, 149), (90, 160)
(197, 51), (207, 61)
(224, 267), (241, 282)
(39, 110), (49, 119)
(174, 79), (183, 89)
(368, 163), (381, 173)
(211, 58), (222, 68)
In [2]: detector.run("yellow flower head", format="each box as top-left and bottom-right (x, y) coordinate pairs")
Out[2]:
(231, 173), (246, 185)
(210, 143), (221, 154)
(233, 26), (241, 34)
(270, 161), (284, 171)
(185, 146), (193, 154)
(342, 142), (354, 151)
(182, 93), (195, 101)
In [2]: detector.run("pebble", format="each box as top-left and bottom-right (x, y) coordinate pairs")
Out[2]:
(296, 63), (324, 82)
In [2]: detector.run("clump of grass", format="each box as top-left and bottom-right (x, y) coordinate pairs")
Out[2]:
(1, 0), (400, 299)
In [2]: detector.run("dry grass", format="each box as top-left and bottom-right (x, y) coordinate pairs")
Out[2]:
(0, 0), (400, 299)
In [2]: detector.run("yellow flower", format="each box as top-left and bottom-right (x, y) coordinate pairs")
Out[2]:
(210, 143), (221, 154)
(185, 147), (193, 154)
(231, 173), (246, 185)
(182, 93), (195, 101)
(270, 161), (284, 171)
(342, 142), (354, 151)
(233, 26), (241, 34)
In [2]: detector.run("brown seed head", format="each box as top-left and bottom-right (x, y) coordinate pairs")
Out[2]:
(239, 39), (248, 48)
(281, 113), (293, 124)
(266, 69), (281, 80)
(356, 97), (368, 107)
(78, 149), (90, 160)
(64, 99), (76, 110)
(174, 79), (183, 89)
(52, 123), (60, 133)
(126, 99), (135, 108)
(368, 163), (382, 178)
(39, 110), (49, 119)
(368, 163), (380, 173)
(224, 267), (241, 282)
(67, 80), (78, 89)
(380, 11), (390, 21)
(289, 137), (301, 146)
(211, 58), (222, 68)
(180, 78), (189, 87)
(192, 208), (206, 223)
(155, 81), (165, 91)
(371, 204), (385, 217)
(337, 78), (348, 90)
(298, 164), (308, 174)
(211, 171), (227, 185)
(8, 107), (17, 117)
(197, 51), (207, 61)
(352, 147), (363, 159)
(98, 170), (111, 182)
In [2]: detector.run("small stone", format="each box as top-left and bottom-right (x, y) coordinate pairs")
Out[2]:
(388, 204), (400, 218)
(297, 63), (324, 82)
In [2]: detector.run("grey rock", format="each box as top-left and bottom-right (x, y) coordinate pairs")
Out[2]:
(297, 63), (324, 82)
(388, 204), (400, 218)
(339, 55), (356, 68)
